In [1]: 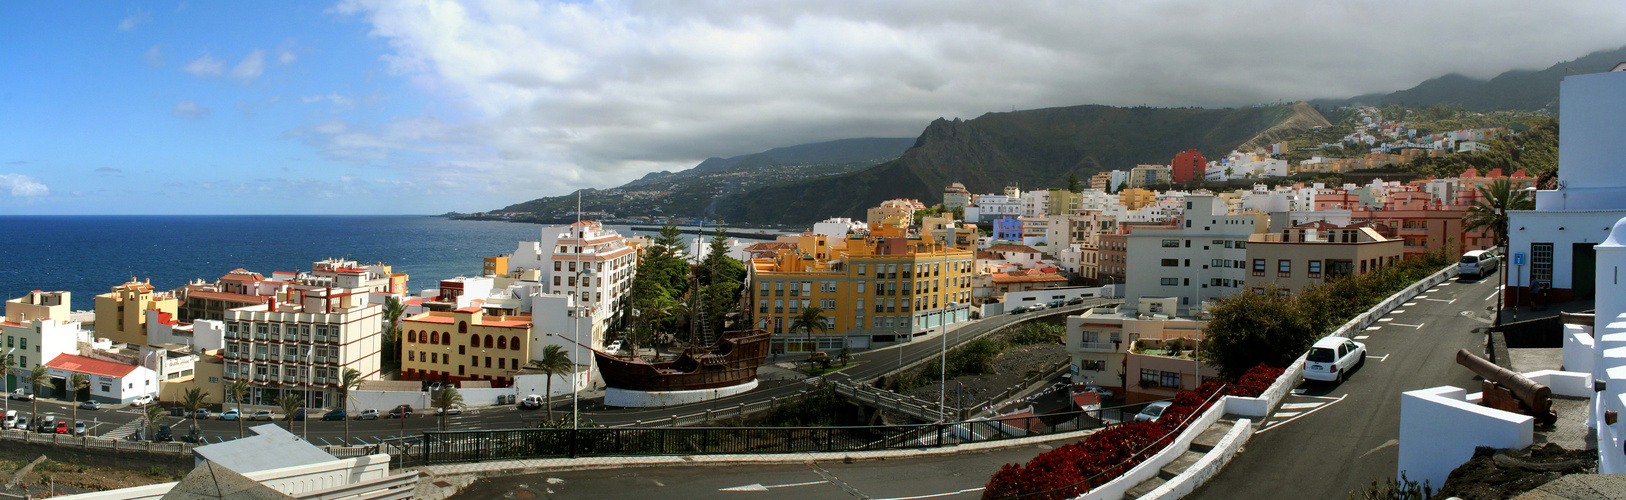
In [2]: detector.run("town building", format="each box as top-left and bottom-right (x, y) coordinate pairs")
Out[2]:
(1118, 188), (1156, 210)
(747, 233), (975, 351)
(992, 217), (1023, 242)
(494, 222), (637, 344)
(1171, 149), (1207, 184)
(42, 353), (160, 404)
(93, 279), (179, 346)
(220, 263), (387, 408)
(1128, 165), (1170, 188)
(400, 307), (533, 387)
(1352, 191), (1492, 259)
(3, 291), (87, 391)
(1122, 195), (1267, 313)
(1065, 297), (1216, 402)
(867, 199), (921, 227)
(943, 182), (973, 209)
(1244, 222), (1404, 294)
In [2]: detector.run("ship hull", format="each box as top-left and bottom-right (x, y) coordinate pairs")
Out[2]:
(595, 330), (772, 393)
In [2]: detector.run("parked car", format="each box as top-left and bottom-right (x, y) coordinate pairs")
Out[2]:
(9, 389), (33, 401)
(428, 382), (443, 392)
(434, 406), (463, 416)
(1007, 306), (1028, 315)
(1049, 300), (1067, 309)
(3, 410), (15, 429)
(129, 394), (155, 407)
(606, 340), (625, 353)
(1067, 297), (1085, 305)
(1134, 401), (1173, 422)
(1028, 303), (1046, 312)
(1303, 337), (1367, 383)
(193, 408), (212, 419)
(250, 410), (274, 421)
(518, 395), (544, 410)
(292, 409), (306, 421)
(1458, 249), (1499, 279)
(54, 421), (69, 434)
(78, 400), (100, 410)
(386, 405), (413, 418)
(322, 409), (346, 421)
(179, 430), (203, 444)
(154, 424), (173, 442)
(219, 409), (240, 421)
(355, 408), (380, 420)
(806, 351), (829, 363)
(73, 421), (86, 436)
(35, 416), (56, 433)
(13, 417), (28, 433)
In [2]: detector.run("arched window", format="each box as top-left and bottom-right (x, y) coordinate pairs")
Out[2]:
(406, 330), (414, 343)
(470, 335), (479, 347)
(510, 337), (521, 351)
(459, 321), (468, 334)
(497, 336), (507, 349)
(430, 331), (439, 344)
(484, 335), (493, 348)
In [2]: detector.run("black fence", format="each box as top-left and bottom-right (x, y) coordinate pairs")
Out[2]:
(418, 402), (1154, 465)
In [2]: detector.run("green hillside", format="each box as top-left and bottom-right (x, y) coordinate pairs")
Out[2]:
(1311, 45), (1626, 113)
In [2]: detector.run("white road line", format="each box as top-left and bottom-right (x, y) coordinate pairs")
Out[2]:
(1367, 354), (1390, 362)
(1279, 402), (1323, 410)
(1355, 335), (1370, 340)
(1436, 283), (1451, 286)
(1391, 323), (1425, 329)
(1288, 394), (1345, 400)
(1391, 310), (1406, 314)
(1365, 327), (1381, 331)
(1378, 318), (1394, 322)
(1415, 295), (1427, 299)
(870, 488), (987, 500)
(1257, 395), (1348, 434)
(1273, 411), (1302, 418)
(1422, 298), (1456, 304)
(1427, 288), (1439, 293)
(1485, 292), (1498, 301)
(721, 481), (827, 492)
(1403, 302), (1417, 306)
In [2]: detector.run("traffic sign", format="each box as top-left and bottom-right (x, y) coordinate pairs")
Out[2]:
(1513, 252), (1525, 266)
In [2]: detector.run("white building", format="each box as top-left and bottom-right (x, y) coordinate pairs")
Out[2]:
(812, 217), (865, 241)
(1122, 195), (1266, 313)
(1507, 66), (1626, 306)
(966, 193), (1022, 223)
(43, 353), (160, 404)
(2, 291), (88, 391)
(144, 309), (226, 351)
(221, 267), (386, 408)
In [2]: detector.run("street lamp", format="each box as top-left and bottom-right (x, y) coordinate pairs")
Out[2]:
(572, 268), (594, 430)
(938, 325), (947, 423)
(304, 348), (313, 441)
(3, 347), (13, 414)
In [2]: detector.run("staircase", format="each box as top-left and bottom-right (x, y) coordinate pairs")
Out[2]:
(1122, 419), (1238, 500)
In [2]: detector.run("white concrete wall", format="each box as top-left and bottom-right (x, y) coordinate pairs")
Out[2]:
(1564, 325), (1594, 374)
(458, 387), (514, 408)
(1523, 370), (1593, 398)
(1083, 397), (1225, 500)
(1137, 418), (1254, 500)
(347, 389), (428, 413)
(54, 454), (395, 500)
(1002, 286), (1107, 305)
(1399, 386), (1534, 489)
(513, 369), (591, 400)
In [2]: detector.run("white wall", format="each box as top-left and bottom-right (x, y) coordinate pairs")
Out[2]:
(1506, 210), (1622, 292)
(54, 454), (395, 500)
(1002, 286), (1107, 305)
(347, 389), (427, 413)
(1398, 386), (1533, 489)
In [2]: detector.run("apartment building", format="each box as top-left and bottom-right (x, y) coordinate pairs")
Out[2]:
(3, 291), (86, 391)
(748, 234), (974, 352)
(93, 279), (179, 346)
(496, 221), (637, 346)
(965, 193), (1022, 224)
(921, 214), (978, 251)
(400, 307), (533, 387)
(1118, 188), (1156, 210)
(1244, 222), (1404, 294)
(177, 269), (286, 322)
(1352, 191), (1492, 258)
(943, 182), (973, 209)
(220, 269), (384, 408)
(1171, 149), (1207, 184)
(1128, 165), (1171, 188)
(1123, 195), (1268, 313)
(867, 199), (920, 227)
(1065, 297), (1215, 402)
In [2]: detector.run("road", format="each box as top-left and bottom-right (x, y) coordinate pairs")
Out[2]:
(1, 300), (1107, 446)
(1191, 272), (1499, 499)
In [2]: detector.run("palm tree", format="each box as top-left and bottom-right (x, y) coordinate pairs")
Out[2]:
(529, 345), (573, 421)
(180, 388), (211, 434)
(227, 378), (251, 439)
(431, 387), (464, 431)
(142, 404), (166, 441)
(68, 373), (89, 431)
(789, 306), (829, 337)
(382, 296), (406, 373)
(338, 368), (363, 443)
(278, 393), (304, 432)
(22, 366), (47, 426)
(1, 351), (14, 397)
(1462, 178), (1535, 250)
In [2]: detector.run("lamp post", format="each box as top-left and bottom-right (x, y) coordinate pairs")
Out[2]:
(3, 348), (13, 414)
(572, 268), (593, 430)
(938, 325), (947, 423)
(304, 348), (313, 441)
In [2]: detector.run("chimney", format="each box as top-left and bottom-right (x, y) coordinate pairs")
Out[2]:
(267, 296), (277, 313)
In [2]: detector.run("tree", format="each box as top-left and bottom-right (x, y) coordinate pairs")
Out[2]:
(0, 352), (15, 400)
(1200, 287), (1316, 379)
(1067, 173), (1080, 193)
(339, 368), (363, 443)
(227, 378), (251, 439)
(181, 387), (211, 436)
(431, 387), (464, 431)
(382, 296), (406, 373)
(68, 373), (88, 430)
(529, 345), (573, 422)
(1463, 178), (1534, 250)
(951, 206), (965, 222)
(278, 393), (304, 432)
(142, 404), (166, 441)
(790, 307), (829, 339)
(1113, 181), (1127, 194)
(22, 366), (47, 427)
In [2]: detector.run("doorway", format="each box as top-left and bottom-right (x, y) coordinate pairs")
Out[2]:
(1572, 243), (1596, 300)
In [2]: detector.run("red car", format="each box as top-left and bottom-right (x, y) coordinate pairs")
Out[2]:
(54, 421), (69, 434)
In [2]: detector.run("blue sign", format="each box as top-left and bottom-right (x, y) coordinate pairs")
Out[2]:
(1513, 252), (1525, 266)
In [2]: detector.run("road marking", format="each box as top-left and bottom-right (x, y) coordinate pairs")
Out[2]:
(1367, 354), (1390, 362)
(871, 488), (986, 500)
(1361, 439), (1399, 460)
(1257, 395), (1347, 434)
(1391, 323), (1425, 329)
(1390, 310), (1405, 314)
(1365, 327), (1381, 331)
(1485, 292), (1498, 301)
(1422, 298), (1456, 304)
(320, 438), (332, 446)
(1436, 283), (1451, 286)
(1355, 335), (1370, 340)
(1280, 402), (1323, 410)
(1378, 318), (1393, 322)
(1414, 295), (1427, 299)
(1273, 411), (1302, 418)
(1403, 302), (1417, 306)
(1427, 288), (1439, 293)
(720, 481), (826, 492)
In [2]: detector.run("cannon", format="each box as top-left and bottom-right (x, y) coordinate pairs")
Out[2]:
(1456, 349), (1556, 425)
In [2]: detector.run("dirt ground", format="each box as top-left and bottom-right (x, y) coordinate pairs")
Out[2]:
(0, 456), (183, 498)
(900, 343), (1070, 408)
(1436, 443), (1597, 499)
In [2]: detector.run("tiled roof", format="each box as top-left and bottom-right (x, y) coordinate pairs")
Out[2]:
(44, 354), (140, 378)
(985, 244), (1041, 254)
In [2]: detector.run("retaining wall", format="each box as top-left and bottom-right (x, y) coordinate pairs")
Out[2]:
(1138, 417), (1254, 500)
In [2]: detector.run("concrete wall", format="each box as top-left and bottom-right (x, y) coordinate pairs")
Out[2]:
(1564, 325), (1594, 374)
(347, 389), (428, 413)
(1399, 386), (1534, 490)
(1138, 417), (1254, 500)
(458, 387), (514, 408)
(1002, 286), (1107, 305)
(1083, 395), (1225, 500)
(56, 453), (394, 500)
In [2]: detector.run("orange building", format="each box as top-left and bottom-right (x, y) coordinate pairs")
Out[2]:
(401, 307), (532, 387)
(1171, 149), (1206, 184)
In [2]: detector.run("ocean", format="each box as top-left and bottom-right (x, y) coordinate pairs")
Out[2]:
(0, 215), (609, 311)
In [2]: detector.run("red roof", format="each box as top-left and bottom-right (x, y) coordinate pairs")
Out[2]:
(44, 354), (140, 378)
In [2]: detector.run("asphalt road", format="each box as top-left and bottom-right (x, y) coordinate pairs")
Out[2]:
(0, 300), (1108, 446)
(1191, 271), (1499, 499)
(447, 435), (1088, 500)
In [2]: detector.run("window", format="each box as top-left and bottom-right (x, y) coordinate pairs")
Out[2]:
(775, 282), (785, 296)
(857, 264), (867, 276)
(1161, 239), (1179, 248)
(1235, 241), (1246, 249)
(1308, 260), (1322, 277)
(1530, 243), (1554, 282)
(1161, 371), (1181, 388)
(459, 345), (466, 355)
(484, 335), (494, 348)
(470, 335), (479, 347)
(497, 336), (507, 349)
(759, 300), (769, 314)
(1253, 259), (1265, 275)
(1161, 258), (1179, 267)
(1141, 369), (1159, 386)
(1160, 277), (1179, 286)
(1278, 259), (1292, 276)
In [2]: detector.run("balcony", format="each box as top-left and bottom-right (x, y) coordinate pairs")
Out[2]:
(1077, 341), (1119, 351)
(314, 356), (329, 364)
(283, 375), (297, 383)
(284, 355), (298, 362)
(315, 377), (329, 385)
(254, 333), (269, 340)
(254, 353), (268, 361)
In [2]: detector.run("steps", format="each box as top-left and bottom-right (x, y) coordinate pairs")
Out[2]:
(1121, 419), (1237, 500)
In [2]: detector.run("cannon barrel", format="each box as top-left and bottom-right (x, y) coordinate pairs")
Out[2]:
(1456, 349), (1552, 415)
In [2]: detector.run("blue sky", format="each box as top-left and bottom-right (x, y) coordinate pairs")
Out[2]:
(3, 1), (1623, 215)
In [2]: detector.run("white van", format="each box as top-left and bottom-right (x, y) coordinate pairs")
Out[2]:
(1458, 250), (1499, 279)
(2, 410), (15, 430)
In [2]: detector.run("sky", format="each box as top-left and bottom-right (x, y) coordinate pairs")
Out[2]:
(2, 1), (1623, 215)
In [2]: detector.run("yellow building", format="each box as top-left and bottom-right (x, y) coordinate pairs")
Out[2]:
(866, 199), (918, 227)
(5, 290), (70, 324)
(93, 279), (178, 346)
(748, 233), (975, 352)
(401, 307), (533, 387)
(482, 255), (509, 277)
(1118, 188), (1156, 210)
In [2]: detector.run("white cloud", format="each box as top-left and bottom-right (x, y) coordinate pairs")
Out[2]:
(118, 8), (151, 31)
(327, 0), (1626, 205)
(144, 45), (165, 67)
(0, 173), (48, 197)
(171, 101), (209, 119)
(181, 55), (223, 76)
(231, 50), (266, 82)
(302, 93), (355, 112)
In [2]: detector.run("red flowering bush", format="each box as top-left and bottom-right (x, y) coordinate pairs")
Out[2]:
(982, 364), (1285, 499)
